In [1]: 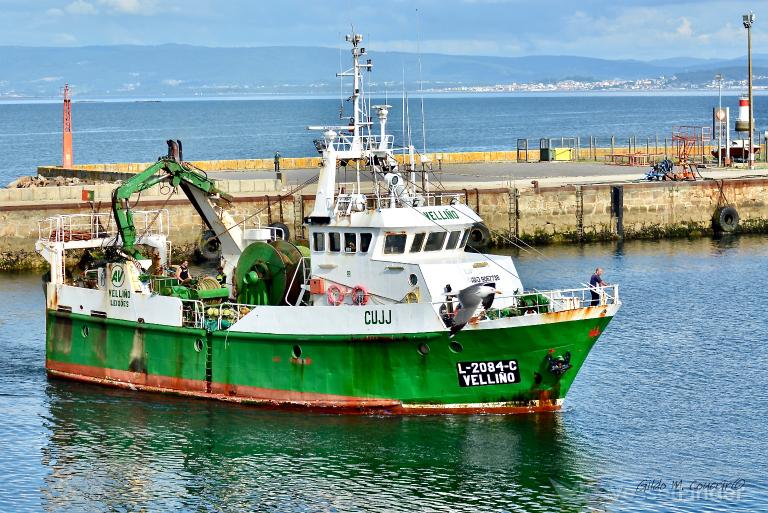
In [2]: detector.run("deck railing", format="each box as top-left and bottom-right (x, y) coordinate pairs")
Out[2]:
(38, 210), (170, 244)
(433, 284), (620, 323)
(181, 299), (205, 329)
(365, 191), (466, 210)
(216, 302), (258, 330)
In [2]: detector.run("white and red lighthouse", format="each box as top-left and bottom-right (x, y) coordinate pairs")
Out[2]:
(735, 95), (751, 132)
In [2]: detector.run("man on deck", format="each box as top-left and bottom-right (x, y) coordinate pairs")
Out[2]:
(176, 260), (192, 285)
(589, 267), (607, 306)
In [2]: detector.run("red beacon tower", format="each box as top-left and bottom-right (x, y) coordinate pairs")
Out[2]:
(62, 84), (73, 168)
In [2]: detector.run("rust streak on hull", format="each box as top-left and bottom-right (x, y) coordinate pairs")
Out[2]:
(47, 362), (563, 416)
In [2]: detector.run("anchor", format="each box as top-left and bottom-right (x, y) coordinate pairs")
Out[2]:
(546, 350), (571, 376)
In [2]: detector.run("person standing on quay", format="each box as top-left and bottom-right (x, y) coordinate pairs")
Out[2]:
(274, 151), (282, 182)
(589, 267), (607, 306)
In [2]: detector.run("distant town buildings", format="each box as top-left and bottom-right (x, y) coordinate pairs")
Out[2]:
(425, 76), (767, 93)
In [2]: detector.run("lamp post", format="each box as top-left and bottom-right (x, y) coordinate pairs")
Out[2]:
(743, 12), (755, 169)
(716, 73), (723, 166)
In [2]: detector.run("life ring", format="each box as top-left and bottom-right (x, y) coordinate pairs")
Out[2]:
(466, 222), (491, 251)
(713, 206), (739, 233)
(351, 285), (369, 305)
(327, 285), (345, 306)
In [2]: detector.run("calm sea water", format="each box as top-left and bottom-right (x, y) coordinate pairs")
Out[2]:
(0, 236), (766, 512)
(1, 94), (766, 184)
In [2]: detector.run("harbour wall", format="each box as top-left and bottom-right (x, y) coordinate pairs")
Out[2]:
(35, 144), (726, 180)
(2, 176), (767, 271)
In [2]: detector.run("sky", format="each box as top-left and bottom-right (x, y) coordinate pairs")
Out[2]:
(0, 0), (765, 60)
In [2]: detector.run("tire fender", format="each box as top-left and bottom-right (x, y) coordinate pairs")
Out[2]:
(714, 206), (739, 233)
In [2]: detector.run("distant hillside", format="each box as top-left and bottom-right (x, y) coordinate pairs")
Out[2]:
(0, 44), (764, 99)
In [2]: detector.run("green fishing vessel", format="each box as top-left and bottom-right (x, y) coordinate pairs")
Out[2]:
(37, 32), (620, 414)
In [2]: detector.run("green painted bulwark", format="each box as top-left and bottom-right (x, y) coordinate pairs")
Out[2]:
(47, 311), (208, 386)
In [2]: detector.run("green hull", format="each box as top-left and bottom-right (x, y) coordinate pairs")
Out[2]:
(46, 309), (614, 414)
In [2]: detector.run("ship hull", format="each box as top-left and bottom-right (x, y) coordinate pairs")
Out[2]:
(46, 307), (615, 414)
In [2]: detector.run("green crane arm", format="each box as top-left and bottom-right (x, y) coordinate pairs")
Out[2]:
(111, 140), (232, 260)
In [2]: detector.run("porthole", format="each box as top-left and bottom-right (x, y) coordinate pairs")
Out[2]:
(409, 273), (418, 286)
(449, 341), (463, 353)
(417, 343), (430, 356)
(292, 345), (302, 359)
(194, 339), (204, 352)
(81, 325), (89, 338)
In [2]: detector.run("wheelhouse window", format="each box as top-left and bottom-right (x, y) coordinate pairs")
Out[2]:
(424, 232), (447, 251)
(360, 233), (373, 253)
(312, 232), (325, 252)
(459, 228), (470, 248)
(344, 233), (357, 253)
(445, 230), (461, 250)
(409, 233), (426, 253)
(329, 232), (341, 252)
(384, 233), (407, 254)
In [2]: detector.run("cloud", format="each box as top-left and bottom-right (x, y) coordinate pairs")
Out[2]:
(677, 17), (693, 37)
(117, 81), (141, 91)
(97, 0), (160, 15)
(45, 8), (65, 17)
(65, 1), (97, 15)
(162, 79), (184, 86)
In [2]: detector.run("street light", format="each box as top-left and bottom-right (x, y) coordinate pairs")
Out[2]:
(743, 12), (755, 169)
(716, 73), (723, 166)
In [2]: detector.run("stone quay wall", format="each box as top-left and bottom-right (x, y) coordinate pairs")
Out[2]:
(36, 143), (724, 180)
(470, 177), (768, 244)
(2, 176), (767, 271)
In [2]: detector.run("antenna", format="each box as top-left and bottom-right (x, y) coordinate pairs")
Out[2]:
(338, 38), (344, 119)
(401, 65), (406, 159)
(416, 8), (427, 156)
(416, 8), (429, 193)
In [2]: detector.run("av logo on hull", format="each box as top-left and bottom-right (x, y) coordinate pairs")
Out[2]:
(111, 265), (125, 287)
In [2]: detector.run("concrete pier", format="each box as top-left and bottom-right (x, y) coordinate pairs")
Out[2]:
(3, 156), (768, 271)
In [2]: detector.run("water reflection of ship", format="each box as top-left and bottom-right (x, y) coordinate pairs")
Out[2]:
(41, 380), (605, 512)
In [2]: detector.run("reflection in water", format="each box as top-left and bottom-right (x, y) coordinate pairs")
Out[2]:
(41, 381), (594, 512)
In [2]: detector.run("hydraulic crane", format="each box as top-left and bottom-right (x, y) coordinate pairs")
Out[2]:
(111, 140), (244, 261)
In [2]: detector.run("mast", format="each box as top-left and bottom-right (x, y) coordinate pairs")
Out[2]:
(335, 32), (371, 158)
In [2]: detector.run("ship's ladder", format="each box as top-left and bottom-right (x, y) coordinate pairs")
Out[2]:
(334, 195), (353, 217)
(292, 194), (305, 240)
(290, 256), (313, 306)
(576, 185), (584, 242)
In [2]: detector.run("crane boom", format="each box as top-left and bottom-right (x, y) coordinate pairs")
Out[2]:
(112, 140), (244, 260)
